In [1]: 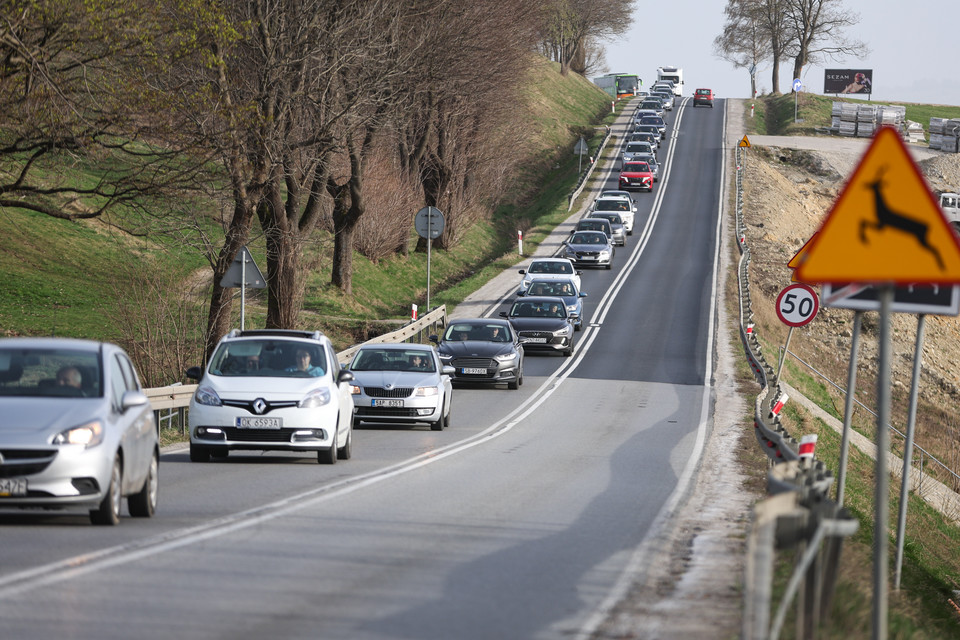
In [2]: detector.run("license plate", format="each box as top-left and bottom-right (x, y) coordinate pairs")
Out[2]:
(461, 367), (487, 375)
(0, 477), (27, 497)
(525, 337), (548, 343)
(237, 417), (282, 429)
(372, 399), (403, 408)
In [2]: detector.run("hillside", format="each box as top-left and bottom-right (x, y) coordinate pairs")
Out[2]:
(0, 58), (613, 385)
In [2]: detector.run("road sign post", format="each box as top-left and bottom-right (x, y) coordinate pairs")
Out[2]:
(574, 136), (588, 174)
(774, 283), (819, 381)
(219, 246), (267, 330)
(414, 207), (445, 312)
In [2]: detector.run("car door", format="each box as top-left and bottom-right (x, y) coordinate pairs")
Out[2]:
(108, 352), (151, 492)
(328, 343), (353, 441)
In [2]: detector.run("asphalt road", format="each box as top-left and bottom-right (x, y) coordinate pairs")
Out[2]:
(0, 97), (728, 640)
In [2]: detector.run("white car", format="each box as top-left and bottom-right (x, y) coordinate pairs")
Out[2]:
(186, 329), (355, 464)
(592, 194), (635, 234)
(518, 258), (582, 294)
(348, 343), (453, 431)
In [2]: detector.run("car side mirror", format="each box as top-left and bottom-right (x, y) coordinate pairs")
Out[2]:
(499, 311), (508, 318)
(442, 365), (456, 376)
(428, 334), (439, 344)
(518, 269), (526, 275)
(580, 292), (588, 298)
(575, 270), (582, 276)
(517, 290), (526, 297)
(185, 366), (203, 380)
(337, 369), (354, 384)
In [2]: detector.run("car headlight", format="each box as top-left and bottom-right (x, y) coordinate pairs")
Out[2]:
(553, 326), (572, 337)
(438, 353), (452, 362)
(599, 250), (610, 259)
(350, 385), (362, 395)
(299, 387), (332, 408)
(194, 385), (222, 407)
(52, 420), (103, 448)
(566, 303), (577, 311)
(415, 386), (439, 397)
(494, 353), (517, 362)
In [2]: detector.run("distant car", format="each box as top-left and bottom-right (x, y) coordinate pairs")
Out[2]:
(622, 141), (655, 165)
(588, 211), (626, 246)
(562, 230), (615, 270)
(619, 160), (655, 192)
(629, 130), (659, 152)
(518, 278), (588, 330)
(348, 343), (453, 431)
(0, 337), (159, 525)
(633, 123), (662, 141)
(430, 319), (524, 389)
(693, 88), (714, 107)
(638, 99), (665, 117)
(186, 329), (355, 464)
(651, 91), (674, 110)
(500, 296), (575, 357)
(518, 257), (582, 294)
(639, 115), (666, 138)
(575, 216), (614, 241)
(634, 152), (660, 182)
(592, 195), (635, 234)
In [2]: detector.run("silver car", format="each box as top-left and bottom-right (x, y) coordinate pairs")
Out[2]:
(563, 230), (615, 270)
(348, 344), (453, 431)
(0, 337), (159, 525)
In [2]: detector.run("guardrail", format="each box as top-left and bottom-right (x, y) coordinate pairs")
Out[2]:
(568, 126), (614, 210)
(145, 305), (448, 434)
(734, 144), (859, 639)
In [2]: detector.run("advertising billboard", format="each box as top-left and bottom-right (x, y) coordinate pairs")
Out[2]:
(824, 69), (873, 95)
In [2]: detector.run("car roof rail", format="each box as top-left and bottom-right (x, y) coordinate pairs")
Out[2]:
(231, 329), (325, 340)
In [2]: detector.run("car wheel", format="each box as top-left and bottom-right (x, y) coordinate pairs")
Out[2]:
(128, 449), (158, 518)
(605, 263), (612, 270)
(337, 427), (353, 460)
(431, 402), (445, 431)
(319, 427), (338, 464)
(90, 456), (122, 526)
(189, 442), (210, 463)
(563, 346), (573, 357)
(443, 406), (452, 429)
(508, 376), (519, 390)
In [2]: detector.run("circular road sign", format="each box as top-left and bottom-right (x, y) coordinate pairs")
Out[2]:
(776, 283), (820, 327)
(792, 78), (803, 92)
(414, 206), (445, 240)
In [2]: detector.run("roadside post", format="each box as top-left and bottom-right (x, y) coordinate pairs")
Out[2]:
(574, 136), (588, 174)
(793, 78), (802, 122)
(414, 207), (445, 313)
(219, 246), (266, 331)
(795, 126), (960, 639)
(518, 229), (523, 256)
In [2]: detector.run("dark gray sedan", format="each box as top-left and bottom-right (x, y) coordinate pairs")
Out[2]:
(430, 319), (524, 390)
(562, 230), (615, 270)
(500, 296), (575, 357)
(0, 337), (158, 525)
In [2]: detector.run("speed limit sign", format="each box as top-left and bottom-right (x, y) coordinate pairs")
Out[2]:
(775, 283), (819, 327)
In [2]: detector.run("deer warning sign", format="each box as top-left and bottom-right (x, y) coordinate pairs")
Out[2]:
(795, 126), (960, 284)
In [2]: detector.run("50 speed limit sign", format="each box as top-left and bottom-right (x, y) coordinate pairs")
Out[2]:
(775, 283), (819, 327)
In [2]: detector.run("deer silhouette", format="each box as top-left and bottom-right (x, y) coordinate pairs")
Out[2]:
(859, 166), (944, 270)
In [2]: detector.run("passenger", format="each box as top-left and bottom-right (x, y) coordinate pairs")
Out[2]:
(286, 349), (323, 376)
(56, 366), (83, 390)
(410, 354), (430, 370)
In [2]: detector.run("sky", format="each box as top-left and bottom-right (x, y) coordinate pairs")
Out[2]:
(601, 0), (958, 107)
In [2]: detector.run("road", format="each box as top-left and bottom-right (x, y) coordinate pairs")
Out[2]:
(0, 97), (728, 640)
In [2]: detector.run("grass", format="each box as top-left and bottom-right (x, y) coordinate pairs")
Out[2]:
(746, 93), (960, 138)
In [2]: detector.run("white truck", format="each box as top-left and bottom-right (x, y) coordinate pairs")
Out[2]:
(939, 192), (960, 233)
(656, 66), (683, 96)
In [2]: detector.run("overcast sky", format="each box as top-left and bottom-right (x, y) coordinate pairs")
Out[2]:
(602, 0), (957, 106)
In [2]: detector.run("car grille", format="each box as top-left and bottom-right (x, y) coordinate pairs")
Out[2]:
(222, 427), (300, 442)
(355, 407), (421, 417)
(451, 357), (496, 369)
(364, 387), (414, 398)
(576, 251), (600, 257)
(0, 449), (57, 478)
(518, 331), (553, 340)
(222, 399), (299, 415)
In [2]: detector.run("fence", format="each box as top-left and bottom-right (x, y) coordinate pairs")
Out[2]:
(144, 305), (448, 435)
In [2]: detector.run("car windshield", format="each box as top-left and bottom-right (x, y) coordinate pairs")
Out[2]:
(571, 232), (606, 245)
(528, 261), (573, 275)
(624, 162), (650, 173)
(640, 117), (663, 125)
(443, 323), (509, 342)
(352, 348), (436, 372)
(595, 199), (629, 211)
(578, 220), (607, 233)
(0, 347), (102, 398)
(510, 301), (566, 318)
(529, 281), (575, 296)
(210, 339), (327, 378)
(594, 212), (623, 224)
(625, 143), (647, 153)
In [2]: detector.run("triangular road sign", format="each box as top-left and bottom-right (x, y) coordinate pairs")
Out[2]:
(739, 135), (751, 148)
(220, 246), (267, 289)
(796, 126), (960, 284)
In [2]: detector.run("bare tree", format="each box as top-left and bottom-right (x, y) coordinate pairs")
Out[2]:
(785, 0), (868, 86)
(540, 0), (635, 76)
(714, 0), (772, 98)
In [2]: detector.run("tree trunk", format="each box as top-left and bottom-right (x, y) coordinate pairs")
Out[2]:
(203, 200), (254, 359)
(770, 51), (781, 95)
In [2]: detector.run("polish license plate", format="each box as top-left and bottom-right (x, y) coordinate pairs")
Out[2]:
(372, 399), (403, 408)
(0, 477), (27, 497)
(525, 337), (548, 343)
(461, 367), (487, 375)
(237, 417), (282, 429)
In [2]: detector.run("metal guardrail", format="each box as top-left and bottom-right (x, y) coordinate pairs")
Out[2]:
(568, 126), (614, 210)
(734, 145), (859, 639)
(144, 305), (448, 433)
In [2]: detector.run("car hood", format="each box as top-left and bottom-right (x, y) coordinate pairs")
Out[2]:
(438, 341), (515, 358)
(350, 370), (439, 388)
(620, 169), (653, 178)
(200, 375), (328, 399)
(508, 317), (569, 331)
(567, 242), (611, 252)
(0, 397), (102, 435)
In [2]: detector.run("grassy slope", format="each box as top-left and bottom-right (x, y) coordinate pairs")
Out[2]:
(0, 57), (615, 353)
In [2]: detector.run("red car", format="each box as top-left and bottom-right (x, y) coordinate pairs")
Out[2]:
(693, 88), (714, 107)
(619, 161), (654, 192)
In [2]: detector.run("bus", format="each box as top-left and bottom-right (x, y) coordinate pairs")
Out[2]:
(592, 73), (641, 99)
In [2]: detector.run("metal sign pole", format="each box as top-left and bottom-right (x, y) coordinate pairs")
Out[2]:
(241, 253), (247, 331)
(894, 314), (926, 590)
(873, 285), (893, 640)
(837, 310), (863, 507)
(776, 326), (795, 382)
(426, 208), (433, 312)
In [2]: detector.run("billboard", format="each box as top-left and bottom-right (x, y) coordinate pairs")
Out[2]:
(824, 69), (873, 95)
